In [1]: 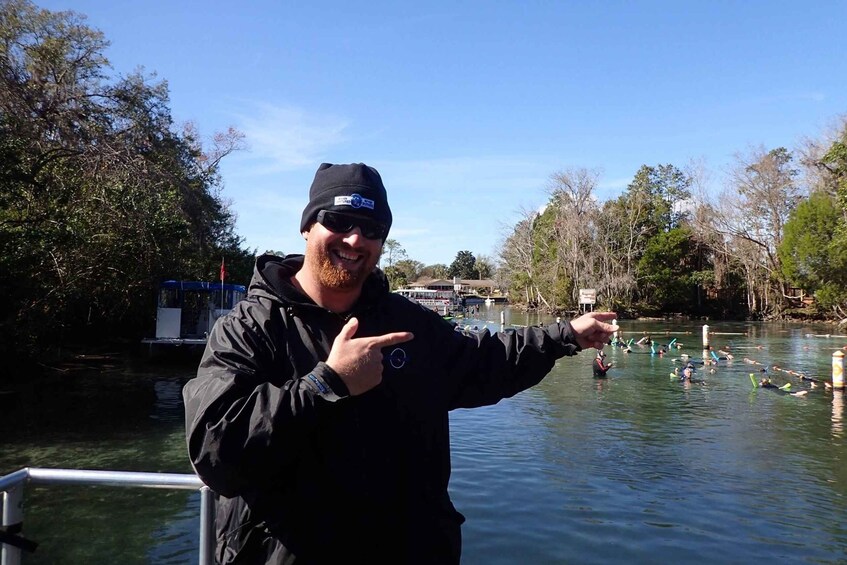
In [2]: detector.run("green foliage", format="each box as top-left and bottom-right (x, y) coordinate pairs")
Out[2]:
(626, 164), (692, 233)
(820, 127), (847, 242)
(472, 256), (493, 279)
(636, 227), (694, 310)
(420, 263), (448, 279)
(381, 238), (406, 268)
(394, 258), (423, 283)
(508, 270), (531, 298)
(689, 269), (715, 288)
(528, 205), (559, 301)
(383, 265), (408, 291)
(779, 191), (847, 301)
(380, 240), (420, 289)
(822, 138), (847, 200)
(0, 0), (252, 361)
(815, 282), (847, 312)
(448, 250), (477, 279)
(384, 258), (424, 290)
(551, 274), (572, 311)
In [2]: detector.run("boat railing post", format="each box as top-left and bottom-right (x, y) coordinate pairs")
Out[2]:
(1, 481), (24, 565)
(198, 486), (216, 565)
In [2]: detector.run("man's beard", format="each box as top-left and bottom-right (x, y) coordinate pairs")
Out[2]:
(310, 241), (373, 290)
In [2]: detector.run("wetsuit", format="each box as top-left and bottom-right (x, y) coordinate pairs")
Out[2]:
(593, 357), (611, 377)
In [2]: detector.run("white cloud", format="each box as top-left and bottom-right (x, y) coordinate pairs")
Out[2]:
(381, 156), (550, 194)
(230, 102), (350, 174)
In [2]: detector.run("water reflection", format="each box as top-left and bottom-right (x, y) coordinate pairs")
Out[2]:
(593, 376), (608, 393)
(833, 390), (844, 438)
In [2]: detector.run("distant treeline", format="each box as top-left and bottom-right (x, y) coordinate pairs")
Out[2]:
(0, 0), (255, 367)
(496, 137), (847, 320)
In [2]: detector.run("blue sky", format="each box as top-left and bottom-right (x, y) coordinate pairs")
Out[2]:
(39, 1), (847, 266)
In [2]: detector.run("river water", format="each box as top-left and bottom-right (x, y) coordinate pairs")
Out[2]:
(2, 308), (846, 563)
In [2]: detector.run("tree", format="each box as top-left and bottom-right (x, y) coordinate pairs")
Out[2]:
(592, 204), (638, 311)
(0, 0), (251, 364)
(420, 264), (449, 279)
(472, 254), (494, 279)
(382, 266), (408, 291)
(636, 227), (694, 311)
(627, 164), (693, 232)
(381, 238), (406, 269)
(394, 258), (424, 283)
(818, 121), (847, 203)
(497, 208), (539, 306)
(692, 147), (801, 316)
(383, 258), (425, 291)
(547, 167), (601, 308)
(380, 239), (411, 289)
(448, 250), (476, 279)
(779, 191), (847, 315)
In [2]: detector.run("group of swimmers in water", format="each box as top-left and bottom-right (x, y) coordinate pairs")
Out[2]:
(608, 332), (687, 357)
(592, 332), (829, 397)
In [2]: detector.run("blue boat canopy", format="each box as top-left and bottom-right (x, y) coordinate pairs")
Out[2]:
(160, 280), (247, 293)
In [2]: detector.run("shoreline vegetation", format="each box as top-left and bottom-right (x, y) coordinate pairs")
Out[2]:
(3, 1), (847, 374)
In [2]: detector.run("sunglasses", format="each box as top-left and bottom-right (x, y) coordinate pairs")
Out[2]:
(316, 210), (388, 240)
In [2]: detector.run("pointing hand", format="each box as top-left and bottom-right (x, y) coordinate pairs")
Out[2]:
(326, 317), (414, 396)
(570, 311), (619, 350)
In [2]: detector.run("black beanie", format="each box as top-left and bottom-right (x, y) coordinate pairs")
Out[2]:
(299, 163), (392, 235)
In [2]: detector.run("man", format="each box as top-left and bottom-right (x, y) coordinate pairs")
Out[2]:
(592, 350), (613, 377)
(183, 162), (618, 564)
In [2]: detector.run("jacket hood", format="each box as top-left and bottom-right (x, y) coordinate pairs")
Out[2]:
(248, 253), (390, 309)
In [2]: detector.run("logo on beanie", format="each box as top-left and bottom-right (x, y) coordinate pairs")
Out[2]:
(334, 194), (375, 210)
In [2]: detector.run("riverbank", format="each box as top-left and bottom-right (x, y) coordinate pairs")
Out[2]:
(509, 300), (845, 325)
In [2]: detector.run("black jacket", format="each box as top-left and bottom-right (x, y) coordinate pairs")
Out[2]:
(183, 254), (582, 564)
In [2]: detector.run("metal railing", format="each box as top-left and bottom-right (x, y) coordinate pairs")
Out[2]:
(0, 467), (214, 565)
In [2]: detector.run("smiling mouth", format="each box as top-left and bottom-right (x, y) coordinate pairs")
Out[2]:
(332, 249), (362, 265)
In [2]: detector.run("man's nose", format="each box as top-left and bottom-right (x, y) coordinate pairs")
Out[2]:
(342, 226), (364, 243)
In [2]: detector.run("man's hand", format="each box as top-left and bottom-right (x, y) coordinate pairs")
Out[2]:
(569, 311), (618, 350)
(326, 317), (414, 396)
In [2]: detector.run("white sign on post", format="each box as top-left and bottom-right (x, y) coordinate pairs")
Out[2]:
(578, 289), (596, 305)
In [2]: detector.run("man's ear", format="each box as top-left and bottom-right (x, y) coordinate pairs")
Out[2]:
(302, 221), (316, 240)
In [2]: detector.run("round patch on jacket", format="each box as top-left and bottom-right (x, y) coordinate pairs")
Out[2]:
(387, 347), (408, 369)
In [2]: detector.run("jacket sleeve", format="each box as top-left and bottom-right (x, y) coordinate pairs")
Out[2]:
(182, 300), (348, 497)
(440, 319), (582, 410)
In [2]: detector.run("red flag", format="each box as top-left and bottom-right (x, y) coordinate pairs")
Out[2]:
(220, 258), (226, 282)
